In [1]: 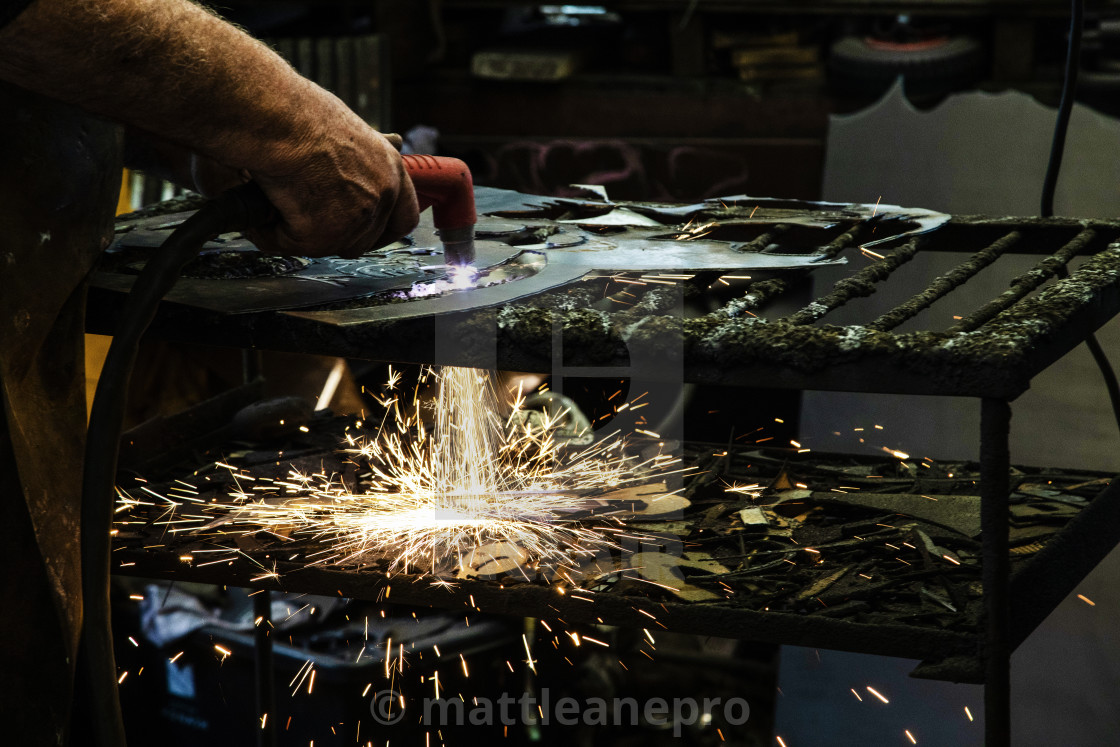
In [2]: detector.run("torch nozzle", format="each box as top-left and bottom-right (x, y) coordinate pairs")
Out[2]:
(439, 225), (476, 268)
(401, 154), (477, 269)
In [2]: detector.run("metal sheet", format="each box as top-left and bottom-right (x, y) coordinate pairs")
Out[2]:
(96, 189), (948, 322)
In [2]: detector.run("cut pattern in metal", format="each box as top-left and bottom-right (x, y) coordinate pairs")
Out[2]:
(96, 188), (946, 318)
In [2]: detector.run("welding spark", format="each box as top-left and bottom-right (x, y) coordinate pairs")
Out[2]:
(860, 246), (886, 260)
(119, 366), (682, 580)
(385, 365), (402, 390)
(407, 265), (481, 297)
(448, 265), (478, 289)
(866, 686), (889, 704)
(671, 219), (717, 241)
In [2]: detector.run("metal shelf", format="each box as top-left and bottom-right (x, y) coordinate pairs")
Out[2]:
(111, 440), (1120, 687)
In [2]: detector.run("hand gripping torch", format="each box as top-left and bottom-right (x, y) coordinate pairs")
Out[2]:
(401, 153), (477, 268)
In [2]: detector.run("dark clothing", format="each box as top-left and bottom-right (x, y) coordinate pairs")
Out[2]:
(0, 79), (121, 744)
(0, 0), (35, 30)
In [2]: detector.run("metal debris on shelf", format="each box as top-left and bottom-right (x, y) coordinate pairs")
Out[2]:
(112, 404), (1114, 683)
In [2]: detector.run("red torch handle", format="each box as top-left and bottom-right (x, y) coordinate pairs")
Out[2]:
(402, 154), (476, 231)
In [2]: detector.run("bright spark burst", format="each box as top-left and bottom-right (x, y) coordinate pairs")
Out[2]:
(119, 366), (682, 579)
(406, 265), (481, 297)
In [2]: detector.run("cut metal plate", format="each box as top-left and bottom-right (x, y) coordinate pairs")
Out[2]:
(95, 188), (947, 321)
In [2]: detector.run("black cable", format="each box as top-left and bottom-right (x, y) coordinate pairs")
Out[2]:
(1057, 263), (1120, 435)
(1040, 0), (1120, 442)
(77, 183), (272, 747)
(1040, 0), (1084, 219)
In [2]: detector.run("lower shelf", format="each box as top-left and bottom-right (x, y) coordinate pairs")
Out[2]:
(112, 421), (1120, 684)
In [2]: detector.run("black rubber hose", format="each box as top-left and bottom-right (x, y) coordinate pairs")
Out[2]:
(1041, 0), (1084, 219)
(1055, 262), (1120, 435)
(77, 183), (272, 747)
(1038, 0), (1120, 444)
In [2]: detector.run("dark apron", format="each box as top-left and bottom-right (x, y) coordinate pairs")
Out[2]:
(0, 80), (121, 744)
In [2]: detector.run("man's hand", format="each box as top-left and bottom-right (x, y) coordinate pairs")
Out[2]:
(0, 0), (419, 258)
(243, 96), (418, 258)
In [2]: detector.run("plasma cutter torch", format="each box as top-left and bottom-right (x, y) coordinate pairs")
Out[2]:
(402, 154), (477, 269)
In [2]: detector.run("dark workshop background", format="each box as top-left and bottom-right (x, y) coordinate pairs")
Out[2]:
(109, 1), (1120, 744)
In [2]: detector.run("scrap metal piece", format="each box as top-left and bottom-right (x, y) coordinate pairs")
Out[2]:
(810, 492), (982, 538)
(558, 207), (664, 227)
(739, 507), (770, 526)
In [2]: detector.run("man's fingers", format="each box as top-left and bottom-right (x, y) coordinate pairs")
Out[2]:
(377, 173), (421, 249)
(382, 132), (403, 151)
(331, 172), (419, 257)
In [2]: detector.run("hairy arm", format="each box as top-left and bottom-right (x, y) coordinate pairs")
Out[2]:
(0, 0), (417, 257)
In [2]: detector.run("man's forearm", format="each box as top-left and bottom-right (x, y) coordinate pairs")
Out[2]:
(0, 0), (418, 257)
(0, 0), (330, 175)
